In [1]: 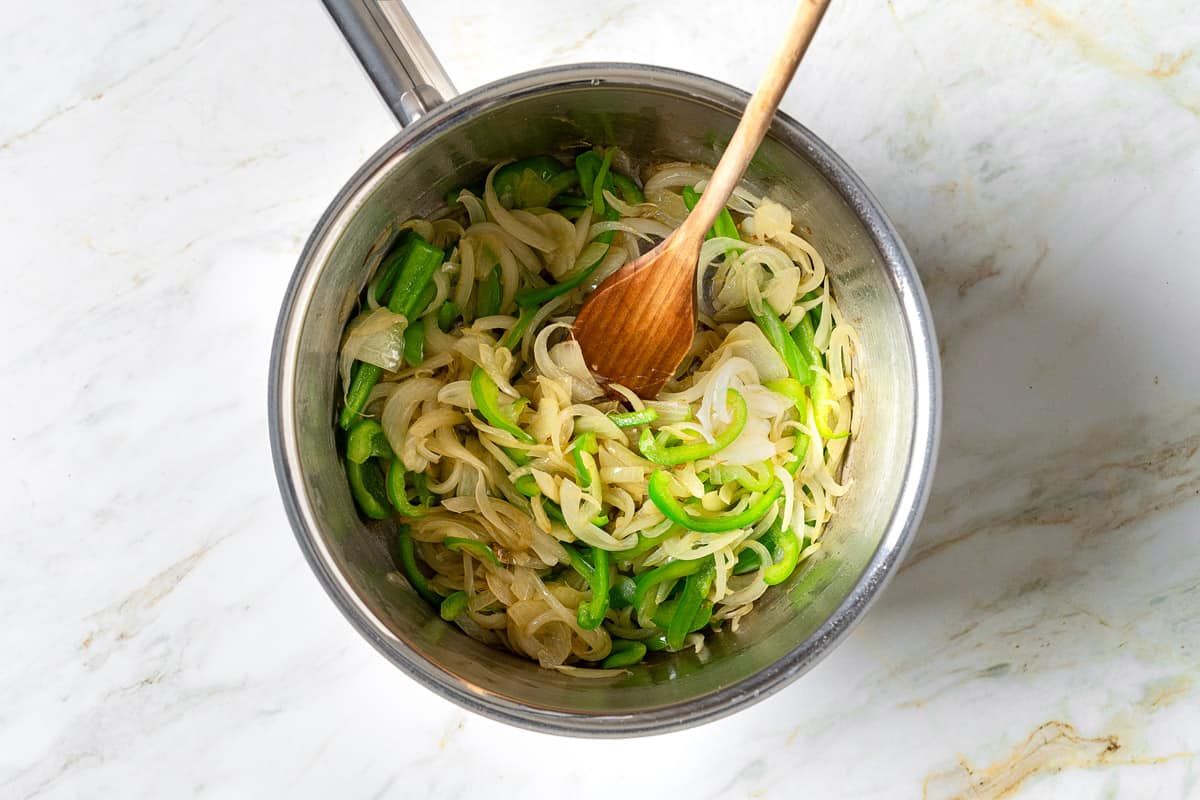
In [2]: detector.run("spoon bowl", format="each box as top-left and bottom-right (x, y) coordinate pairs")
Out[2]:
(574, 0), (830, 397)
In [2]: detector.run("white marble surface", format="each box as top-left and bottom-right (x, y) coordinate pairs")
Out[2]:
(2, 1), (1198, 797)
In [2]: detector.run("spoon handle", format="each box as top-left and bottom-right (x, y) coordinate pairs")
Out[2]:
(683, 0), (831, 240)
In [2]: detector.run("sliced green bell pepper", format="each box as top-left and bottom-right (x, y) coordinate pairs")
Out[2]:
(602, 639), (647, 668)
(444, 536), (502, 567)
(402, 320), (425, 367)
(591, 148), (615, 213)
(440, 590), (469, 621)
(571, 431), (598, 488)
(637, 389), (748, 465)
(371, 231), (415, 305)
(562, 543), (611, 630)
(754, 301), (812, 385)
(632, 558), (706, 623)
(396, 526), (442, 606)
(476, 266), (501, 317)
(609, 575), (637, 609)
(608, 408), (658, 428)
(667, 557), (716, 650)
(763, 527), (801, 585)
(652, 598), (713, 632)
(647, 470), (783, 532)
(577, 546), (610, 629)
(386, 459), (432, 518)
(513, 474), (540, 497)
(681, 185), (739, 242)
(345, 456), (390, 520)
(611, 173), (644, 204)
(764, 378), (812, 475)
(346, 419), (393, 464)
(492, 156), (578, 209)
(437, 300), (459, 332)
(470, 366), (534, 443)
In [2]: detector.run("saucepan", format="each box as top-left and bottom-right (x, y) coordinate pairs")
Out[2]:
(269, 0), (940, 736)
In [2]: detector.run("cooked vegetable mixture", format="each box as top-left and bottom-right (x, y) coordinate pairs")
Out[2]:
(337, 148), (858, 671)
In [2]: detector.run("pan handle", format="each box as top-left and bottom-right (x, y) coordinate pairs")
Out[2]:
(321, 0), (457, 127)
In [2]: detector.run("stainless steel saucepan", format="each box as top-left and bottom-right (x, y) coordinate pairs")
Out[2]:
(269, 0), (940, 736)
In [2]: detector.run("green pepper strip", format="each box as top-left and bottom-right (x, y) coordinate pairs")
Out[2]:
(577, 546), (611, 630)
(501, 306), (537, 349)
(575, 150), (603, 202)
(734, 547), (760, 575)
(561, 543), (609, 629)
(396, 526), (443, 606)
(440, 590), (469, 621)
(470, 362), (534, 443)
(638, 389), (748, 465)
(437, 300), (458, 332)
(643, 632), (670, 651)
(754, 301), (812, 385)
(633, 558), (705, 623)
(611, 173), (644, 204)
(732, 521), (783, 575)
(562, 541), (594, 577)
(513, 474), (540, 497)
(468, 308), (539, 443)
(553, 195), (591, 210)
(667, 558), (716, 650)
(602, 639), (647, 669)
(346, 419), (393, 464)
(444, 536), (502, 567)
(733, 521), (807, 583)
(493, 156), (578, 209)
(412, 472), (434, 506)
(514, 206), (619, 307)
(386, 459), (432, 518)
(339, 363), (383, 432)
(790, 312), (821, 377)
(387, 239), (445, 318)
(763, 528), (801, 585)
(591, 148), (615, 213)
(608, 408), (658, 428)
(477, 267), (501, 317)
(504, 447), (532, 467)
(339, 237), (444, 429)
(609, 575), (637, 609)
(652, 598), (713, 632)
(647, 471), (783, 533)
(345, 457), (390, 520)
(572, 431), (598, 488)
(764, 378), (811, 475)
(657, 599), (710, 638)
(403, 321), (425, 367)
(371, 232), (414, 304)
(413, 282), (437, 319)
(787, 315), (840, 441)
(681, 185), (739, 243)
(733, 462), (775, 492)
(801, 326), (841, 440)
(544, 498), (566, 525)
(811, 377), (841, 440)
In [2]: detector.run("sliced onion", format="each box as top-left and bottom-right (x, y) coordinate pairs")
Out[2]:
(339, 308), (408, 393)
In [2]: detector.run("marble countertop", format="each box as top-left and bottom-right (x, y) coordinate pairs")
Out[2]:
(3, 1), (1198, 797)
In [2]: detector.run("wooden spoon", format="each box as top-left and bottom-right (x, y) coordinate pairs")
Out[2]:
(573, 0), (831, 398)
